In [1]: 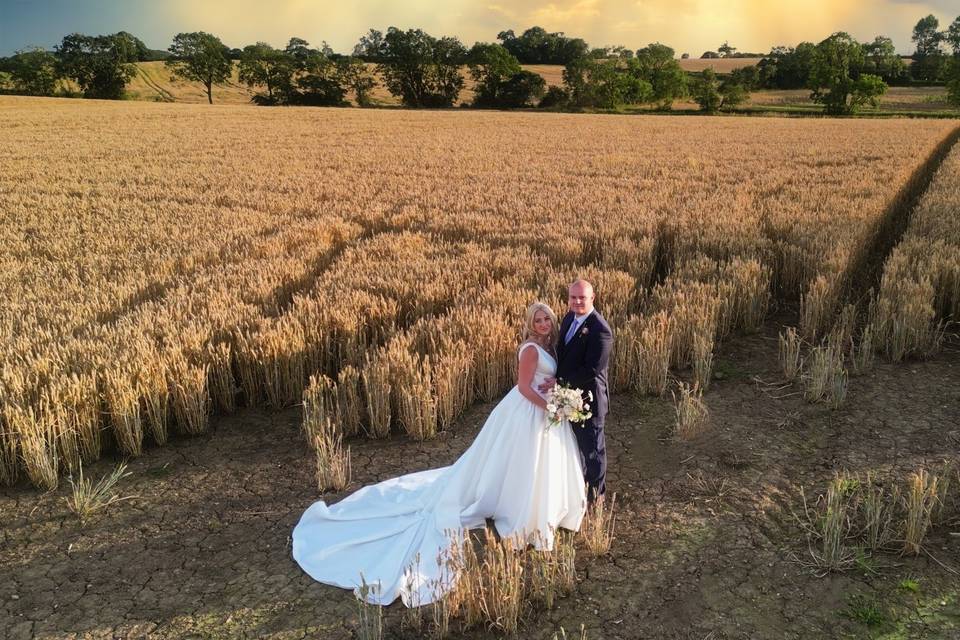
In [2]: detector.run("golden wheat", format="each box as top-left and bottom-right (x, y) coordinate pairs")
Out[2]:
(673, 382), (710, 440)
(778, 327), (803, 382)
(803, 340), (848, 408)
(580, 493), (617, 555)
(0, 96), (955, 487)
(902, 468), (940, 556)
(870, 140), (960, 360)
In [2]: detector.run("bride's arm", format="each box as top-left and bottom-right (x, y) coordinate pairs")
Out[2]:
(517, 345), (548, 410)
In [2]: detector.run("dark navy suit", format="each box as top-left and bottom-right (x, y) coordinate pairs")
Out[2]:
(555, 309), (613, 500)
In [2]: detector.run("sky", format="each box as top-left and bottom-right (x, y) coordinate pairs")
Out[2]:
(1, 0), (958, 57)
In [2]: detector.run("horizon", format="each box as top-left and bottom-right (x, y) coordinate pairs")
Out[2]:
(1, 0), (957, 58)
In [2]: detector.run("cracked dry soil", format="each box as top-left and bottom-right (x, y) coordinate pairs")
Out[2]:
(2, 323), (959, 640)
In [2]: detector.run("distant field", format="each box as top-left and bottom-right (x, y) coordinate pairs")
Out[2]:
(677, 57), (762, 72)
(746, 85), (952, 113)
(126, 60), (255, 104)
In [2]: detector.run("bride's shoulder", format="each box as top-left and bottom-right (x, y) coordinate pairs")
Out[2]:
(518, 341), (555, 360)
(517, 341), (541, 358)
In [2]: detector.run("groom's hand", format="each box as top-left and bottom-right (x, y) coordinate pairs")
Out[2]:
(537, 377), (556, 393)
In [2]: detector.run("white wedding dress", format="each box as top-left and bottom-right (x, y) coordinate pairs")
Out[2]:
(291, 342), (587, 607)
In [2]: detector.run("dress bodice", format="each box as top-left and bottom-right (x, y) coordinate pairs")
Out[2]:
(518, 342), (557, 394)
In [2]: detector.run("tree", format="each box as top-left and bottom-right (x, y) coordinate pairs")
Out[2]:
(294, 50), (347, 106)
(563, 57), (650, 109)
(8, 47), (60, 96)
(377, 28), (466, 107)
(701, 51), (720, 59)
(730, 65), (760, 90)
(633, 43), (686, 108)
(337, 56), (376, 106)
(497, 27), (588, 64)
(539, 85), (568, 108)
(718, 41), (737, 58)
(808, 32), (886, 115)
(165, 32), (232, 104)
(587, 45), (632, 60)
(757, 43), (816, 89)
(911, 14), (946, 82)
(692, 68), (722, 113)
(720, 79), (749, 110)
(239, 39), (352, 107)
(114, 31), (152, 61)
(353, 29), (386, 61)
(469, 42), (520, 106)
(946, 58), (960, 108)
(692, 67), (748, 113)
(55, 33), (137, 99)
(912, 14), (943, 56)
(946, 17), (960, 56)
(112, 31), (170, 62)
(498, 70), (546, 107)
(563, 57), (619, 108)
(238, 42), (296, 104)
(467, 42), (543, 107)
(862, 36), (906, 84)
(285, 37), (314, 63)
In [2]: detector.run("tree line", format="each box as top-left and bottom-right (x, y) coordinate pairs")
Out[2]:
(1, 17), (958, 115)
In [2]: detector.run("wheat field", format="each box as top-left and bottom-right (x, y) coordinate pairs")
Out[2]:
(0, 95), (957, 488)
(870, 137), (960, 360)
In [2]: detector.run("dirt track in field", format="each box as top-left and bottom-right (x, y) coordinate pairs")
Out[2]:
(3, 322), (959, 640)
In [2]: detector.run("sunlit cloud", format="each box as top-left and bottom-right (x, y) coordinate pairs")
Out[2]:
(530, 0), (603, 22)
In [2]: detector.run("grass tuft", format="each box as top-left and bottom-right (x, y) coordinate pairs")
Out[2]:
(66, 462), (133, 524)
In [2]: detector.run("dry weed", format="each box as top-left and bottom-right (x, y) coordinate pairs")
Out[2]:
(673, 382), (710, 440)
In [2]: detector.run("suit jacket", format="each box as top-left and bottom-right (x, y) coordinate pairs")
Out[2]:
(556, 310), (613, 421)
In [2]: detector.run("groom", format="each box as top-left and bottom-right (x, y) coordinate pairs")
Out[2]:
(541, 279), (613, 502)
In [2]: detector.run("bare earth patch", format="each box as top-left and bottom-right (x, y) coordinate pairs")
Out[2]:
(2, 323), (959, 639)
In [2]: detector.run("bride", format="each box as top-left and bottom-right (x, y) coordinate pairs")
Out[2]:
(291, 302), (587, 607)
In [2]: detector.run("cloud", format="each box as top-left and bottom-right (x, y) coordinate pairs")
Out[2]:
(895, 0), (957, 11)
(529, 0), (603, 22)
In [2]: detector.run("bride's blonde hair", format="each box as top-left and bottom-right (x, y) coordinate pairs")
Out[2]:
(521, 301), (559, 346)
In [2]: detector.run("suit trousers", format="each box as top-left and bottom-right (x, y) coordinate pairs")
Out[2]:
(573, 413), (606, 500)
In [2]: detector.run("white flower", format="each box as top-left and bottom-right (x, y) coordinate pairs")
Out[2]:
(543, 383), (593, 429)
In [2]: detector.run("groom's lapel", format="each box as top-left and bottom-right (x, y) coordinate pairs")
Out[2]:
(569, 311), (594, 345)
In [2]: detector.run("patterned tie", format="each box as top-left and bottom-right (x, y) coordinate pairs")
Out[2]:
(564, 317), (580, 344)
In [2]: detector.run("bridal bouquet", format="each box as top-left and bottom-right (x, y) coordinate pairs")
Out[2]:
(545, 384), (593, 429)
